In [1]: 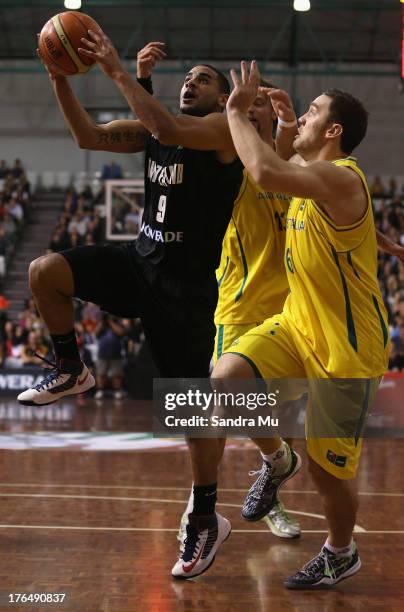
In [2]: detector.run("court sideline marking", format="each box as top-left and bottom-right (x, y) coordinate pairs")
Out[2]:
(0, 492), (367, 531)
(0, 483), (402, 497)
(0, 524), (401, 534)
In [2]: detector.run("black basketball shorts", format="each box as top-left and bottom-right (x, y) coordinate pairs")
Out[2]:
(61, 244), (215, 377)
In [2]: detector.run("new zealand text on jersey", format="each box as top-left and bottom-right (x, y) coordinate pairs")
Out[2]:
(148, 159), (184, 186)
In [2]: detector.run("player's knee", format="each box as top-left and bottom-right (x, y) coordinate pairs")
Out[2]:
(308, 455), (340, 493)
(29, 253), (68, 295)
(211, 353), (255, 380)
(29, 255), (49, 293)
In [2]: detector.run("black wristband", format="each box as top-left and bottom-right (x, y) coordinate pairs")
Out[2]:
(137, 76), (153, 95)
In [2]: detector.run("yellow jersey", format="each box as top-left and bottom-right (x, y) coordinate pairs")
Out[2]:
(283, 157), (390, 377)
(215, 169), (291, 324)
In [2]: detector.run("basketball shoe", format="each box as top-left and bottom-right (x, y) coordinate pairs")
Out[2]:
(284, 543), (361, 589)
(172, 512), (231, 579)
(177, 499), (300, 547)
(242, 446), (302, 521)
(262, 500), (301, 538)
(17, 358), (95, 406)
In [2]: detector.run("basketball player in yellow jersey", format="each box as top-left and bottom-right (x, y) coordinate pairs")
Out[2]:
(214, 87), (301, 538)
(214, 61), (390, 589)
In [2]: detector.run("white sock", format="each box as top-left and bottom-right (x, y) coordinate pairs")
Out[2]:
(324, 538), (354, 558)
(185, 484), (194, 516)
(261, 441), (291, 475)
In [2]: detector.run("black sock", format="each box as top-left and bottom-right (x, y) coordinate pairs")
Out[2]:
(192, 483), (217, 516)
(50, 330), (81, 363)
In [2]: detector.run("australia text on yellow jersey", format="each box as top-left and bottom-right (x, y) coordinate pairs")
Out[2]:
(215, 169), (291, 324)
(283, 157), (390, 377)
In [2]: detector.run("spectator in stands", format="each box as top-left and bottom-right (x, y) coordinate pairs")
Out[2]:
(370, 175), (385, 197)
(20, 330), (50, 366)
(18, 297), (40, 331)
(94, 314), (125, 400)
(3, 173), (14, 197)
(8, 198), (24, 225)
(388, 177), (397, 198)
(101, 160), (123, 180)
(67, 227), (82, 249)
(81, 301), (102, 335)
(121, 318), (144, 360)
(3, 322), (26, 368)
(11, 159), (24, 180)
(2, 210), (17, 237)
(48, 228), (65, 253)
(0, 160), (8, 179)
(389, 323), (404, 371)
(84, 233), (95, 246)
(68, 209), (89, 238)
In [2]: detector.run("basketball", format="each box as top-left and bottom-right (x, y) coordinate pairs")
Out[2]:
(38, 11), (99, 76)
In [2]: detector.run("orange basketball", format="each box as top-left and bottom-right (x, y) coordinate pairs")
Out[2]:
(38, 11), (99, 76)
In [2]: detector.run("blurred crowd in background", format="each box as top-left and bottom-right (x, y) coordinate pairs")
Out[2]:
(0, 158), (32, 279)
(0, 163), (403, 394)
(371, 176), (404, 371)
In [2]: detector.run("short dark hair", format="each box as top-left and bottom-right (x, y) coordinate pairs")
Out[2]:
(201, 64), (230, 95)
(324, 89), (368, 155)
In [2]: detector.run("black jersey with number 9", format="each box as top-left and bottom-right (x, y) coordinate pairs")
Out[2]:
(135, 134), (244, 280)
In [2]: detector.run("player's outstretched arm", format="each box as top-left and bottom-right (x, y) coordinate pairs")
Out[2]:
(227, 61), (366, 225)
(51, 75), (147, 152)
(376, 230), (404, 262)
(78, 29), (235, 158)
(37, 43), (147, 153)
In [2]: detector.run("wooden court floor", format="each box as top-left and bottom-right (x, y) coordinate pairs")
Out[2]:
(0, 397), (402, 612)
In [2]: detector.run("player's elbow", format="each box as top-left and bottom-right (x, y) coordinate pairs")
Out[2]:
(74, 133), (93, 150)
(76, 139), (90, 150)
(250, 164), (274, 191)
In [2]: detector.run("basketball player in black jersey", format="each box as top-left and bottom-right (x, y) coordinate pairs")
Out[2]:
(19, 31), (244, 577)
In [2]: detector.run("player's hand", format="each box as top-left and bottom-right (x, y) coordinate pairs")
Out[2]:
(227, 60), (260, 114)
(78, 28), (124, 79)
(261, 87), (297, 126)
(137, 42), (166, 78)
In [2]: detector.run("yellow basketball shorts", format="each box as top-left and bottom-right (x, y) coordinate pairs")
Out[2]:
(213, 322), (262, 364)
(223, 312), (382, 480)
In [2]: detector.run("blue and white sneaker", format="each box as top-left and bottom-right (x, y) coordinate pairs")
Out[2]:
(284, 543), (361, 589)
(17, 357), (95, 406)
(172, 512), (231, 579)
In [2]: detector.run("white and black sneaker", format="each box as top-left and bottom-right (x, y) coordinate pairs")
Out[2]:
(172, 512), (231, 579)
(242, 447), (302, 522)
(284, 543), (361, 589)
(17, 356), (95, 406)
